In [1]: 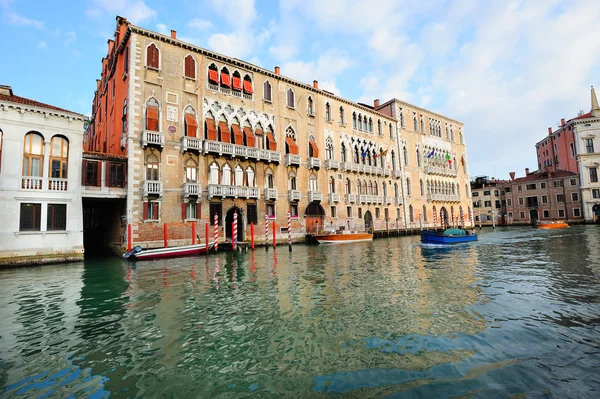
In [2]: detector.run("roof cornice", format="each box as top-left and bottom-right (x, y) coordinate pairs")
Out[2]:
(378, 98), (464, 126)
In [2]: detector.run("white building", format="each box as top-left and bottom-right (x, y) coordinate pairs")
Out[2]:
(573, 88), (600, 223)
(0, 85), (87, 266)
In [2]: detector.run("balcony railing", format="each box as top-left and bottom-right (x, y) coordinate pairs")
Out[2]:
(207, 185), (260, 200)
(325, 159), (340, 170)
(48, 178), (68, 191)
(308, 191), (322, 202)
(288, 189), (301, 202)
(183, 182), (201, 197)
(144, 180), (163, 196)
(328, 193), (340, 203)
(426, 193), (461, 202)
(394, 197), (404, 206)
(21, 177), (43, 190)
(424, 165), (458, 176)
(345, 194), (356, 203)
(181, 136), (203, 153)
(308, 157), (321, 169)
(384, 169), (391, 177)
(284, 154), (301, 167)
(264, 188), (278, 200)
(384, 196), (393, 205)
(392, 170), (402, 178)
(142, 130), (165, 148)
(202, 140), (281, 163)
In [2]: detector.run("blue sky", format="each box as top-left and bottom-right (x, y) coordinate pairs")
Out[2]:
(1, 0), (599, 179)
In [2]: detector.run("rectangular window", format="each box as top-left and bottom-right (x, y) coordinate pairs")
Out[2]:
(540, 182), (546, 189)
(571, 192), (579, 202)
(558, 209), (565, 218)
(247, 204), (257, 224)
(570, 142), (575, 157)
(484, 200), (491, 207)
(543, 210), (550, 218)
(570, 178), (577, 186)
(585, 138), (594, 153)
(556, 194), (565, 202)
(554, 180), (563, 188)
(526, 183), (536, 190)
(83, 160), (100, 186)
(472, 192), (479, 197)
(20, 203), (41, 231)
(573, 208), (581, 217)
(384, 208), (389, 220)
(495, 200), (501, 208)
(209, 203), (222, 225)
(144, 201), (159, 220)
(375, 208), (380, 219)
(266, 203), (275, 218)
(290, 204), (298, 218)
(358, 207), (363, 219)
(186, 202), (197, 220)
(517, 185), (523, 192)
(505, 187), (511, 193)
(542, 195), (548, 204)
(590, 167), (598, 183)
(593, 189), (600, 199)
(396, 208), (401, 219)
(47, 204), (67, 230)
(483, 190), (490, 195)
(507, 199), (512, 206)
(526, 197), (538, 207)
(494, 190), (499, 196)
(347, 206), (353, 218)
(520, 211), (525, 219)
(518, 197), (524, 205)
(331, 206), (337, 218)
(108, 162), (126, 187)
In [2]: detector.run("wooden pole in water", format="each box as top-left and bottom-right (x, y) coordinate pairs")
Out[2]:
(233, 211), (238, 251)
(163, 223), (168, 248)
(287, 212), (292, 252)
(214, 214), (219, 252)
(127, 223), (132, 252)
(265, 214), (269, 251)
(272, 220), (276, 248)
(205, 223), (209, 251)
(192, 221), (196, 245)
(250, 222), (255, 249)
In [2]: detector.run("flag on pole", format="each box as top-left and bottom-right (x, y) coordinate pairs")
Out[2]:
(445, 153), (451, 163)
(361, 149), (367, 158)
(380, 149), (388, 157)
(427, 149), (435, 158)
(460, 156), (464, 165)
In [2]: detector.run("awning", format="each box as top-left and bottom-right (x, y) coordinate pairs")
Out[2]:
(208, 69), (218, 84)
(309, 140), (319, 158)
(243, 80), (254, 94)
(205, 119), (217, 141)
(231, 124), (244, 145)
(266, 132), (277, 151)
(244, 126), (255, 147)
(285, 137), (299, 155)
(218, 121), (231, 143)
(146, 106), (159, 131)
(220, 72), (231, 87)
(232, 76), (242, 91)
(185, 114), (197, 137)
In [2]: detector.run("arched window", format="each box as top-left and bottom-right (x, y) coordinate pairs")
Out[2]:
(255, 123), (264, 149)
(288, 171), (296, 190)
(220, 67), (231, 88)
(389, 123), (393, 138)
(145, 97), (159, 131)
(373, 182), (378, 195)
(413, 114), (418, 131)
(451, 128), (455, 142)
(329, 176), (335, 193)
(460, 130), (464, 144)
(309, 173), (318, 192)
(378, 120), (382, 136)
(368, 181), (373, 195)
(184, 55), (195, 79)
(209, 162), (219, 185)
(246, 166), (255, 187)
(457, 184), (461, 197)
(382, 182), (387, 197)
(146, 153), (159, 181)
(352, 112), (357, 129)
(286, 88), (295, 108)
(368, 118), (373, 133)
(263, 80), (272, 102)
(391, 151), (397, 171)
(208, 64), (219, 85)
(23, 132), (44, 178)
(400, 109), (404, 127)
(234, 165), (244, 186)
(358, 114), (363, 130)
(184, 106), (197, 137)
(416, 149), (421, 167)
(394, 183), (399, 198)
(364, 116), (368, 131)
(232, 71), (242, 92)
(345, 178), (351, 194)
(285, 126), (298, 155)
(409, 205), (414, 223)
(339, 106), (345, 125)
(420, 118), (424, 133)
(308, 135), (318, 158)
(423, 205), (428, 222)
(340, 142), (346, 162)
(243, 119), (254, 147)
(406, 177), (411, 196)
(325, 102), (331, 121)
(356, 181), (361, 195)
(122, 98), (128, 134)
(420, 179), (424, 196)
(50, 136), (69, 178)
(265, 168), (274, 188)
(222, 164), (232, 185)
(403, 146), (408, 166)
(146, 43), (159, 69)
(185, 158), (197, 183)
(325, 138), (334, 160)
(465, 183), (470, 198)
(243, 75), (253, 95)
(362, 180), (367, 195)
(354, 146), (360, 163)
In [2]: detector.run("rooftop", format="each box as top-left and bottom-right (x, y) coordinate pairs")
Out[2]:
(0, 85), (85, 117)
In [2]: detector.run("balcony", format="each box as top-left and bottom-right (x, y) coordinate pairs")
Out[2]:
(424, 165), (458, 176)
(325, 159), (340, 170)
(384, 196), (393, 205)
(284, 153), (302, 167)
(308, 157), (321, 170)
(384, 169), (391, 177)
(144, 180), (163, 197)
(264, 188), (278, 201)
(142, 130), (165, 148)
(392, 170), (402, 178)
(341, 161), (359, 173)
(181, 136), (203, 153)
(345, 194), (356, 203)
(358, 195), (368, 204)
(21, 177), (43, 190)
(288, 189), (301, 202)
(207, 185), (260, 200)
(328, 193), (340, 203)
(308, 191), (322, 202)
(183, 182), (201, 198)
(426, 193), (461, 202)
(48, 178), (68, 191)
(394, 197), (404, 206)
(202, 140), (280, 163)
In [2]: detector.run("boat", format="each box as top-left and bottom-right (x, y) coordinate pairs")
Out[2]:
(314, 227), (373, 244)
(123, 243), (212, 260)
(420, 228), (478, 244)
(537, 220), (569, 229)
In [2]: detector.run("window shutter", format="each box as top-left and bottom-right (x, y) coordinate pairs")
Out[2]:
(182, 203), (187, 220)
(243, 80), (254, 94)
(208, 69), (218, 83)
(143, 201), (149, 220)
(232, 76), (242, 91)
(105, 161), (111, 186)
(185, 114), (197, 137)
(196, 202), (201, 219)
(146, 106), (159, 131)
(185, 56), (195, 79)
(96, 162), (102, 187)
(122, 163), (127, 187)
(82, 160), (87, 185)
(153, 202), (159, 219)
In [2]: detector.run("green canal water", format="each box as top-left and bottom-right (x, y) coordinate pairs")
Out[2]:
(1, 226), (599, 398)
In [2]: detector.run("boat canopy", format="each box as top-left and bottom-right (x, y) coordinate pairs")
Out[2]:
(443, 228), (466, 236)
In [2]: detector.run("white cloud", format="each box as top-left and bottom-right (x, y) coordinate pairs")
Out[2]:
(87, 0), (156, 24)
(280, 49), (352, 87)
(65, 31), (76, 44)
(209, 0), (256, 28)
(156, 23), (168, 34)
(207, 28), (271, 60)
(6, 12), (43, 29)
(38, 41), (47, 50)
(188, 18), (212, 31)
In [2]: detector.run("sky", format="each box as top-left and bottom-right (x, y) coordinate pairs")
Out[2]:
(1, 0), (599, 180)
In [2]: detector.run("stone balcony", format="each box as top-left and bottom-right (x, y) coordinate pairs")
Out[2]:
(345, 193), (356, 203)
(202, 140), (281, 164)
(394, 197), (404, 206)
(144, 180), (163, 197)
(392, 170), (402, 178)
(325, 159), (340, 170)
(207, 185), (260, 200)
(288, 189), (301, 202)
(426, 193), (461, 202)
(384, 196), (393, 205)
(183, 182), (201, 198)
(142, 130), (165, 148)
(284, 154), (302, 167)
(308, 191), (323, 202)
(328, 193), (340, 203)
(425, 165), (458, 176)
(308, 157), (321, 170)
(264, 188), (278, 200)
(181, 136), (203, 153)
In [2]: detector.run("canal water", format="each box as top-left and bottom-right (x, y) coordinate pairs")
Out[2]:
(1, 226), (599, 398)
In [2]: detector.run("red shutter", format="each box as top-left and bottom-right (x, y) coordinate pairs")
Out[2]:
(196, 202), (201, 219)
(182, 203), (187, 220)
(267, 132), (277, 151)
(105, 161), (111, 186)
(286, 137), (299, 155)
(185, 114), (197, 137)
(147, 45), (159, 68)
(309, 140), (319, 158)
(143, 202), (149, 220)
(208, 69), (218, 83)
(243, 80), (254, 94)
(244, 126), (255, 147)
(153, 202), (159, 219)
(185, 56), (195, 78)
(146, 106), (159, 131)
(231, 124), (244, 145)
(122, 163), (127, 187)
(82, 160), (87, 185)
(220, 72), (231, 87)
(218, 121), (231, 143)
(96, 162), (102, 187)
(206, 119), (217, 140)
(232, 76), (242, 91)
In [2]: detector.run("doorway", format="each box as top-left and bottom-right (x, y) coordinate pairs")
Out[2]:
(593, 204), (600, 223)
(225, 206), (244, 242)
(305, 203), (325, 233)
(529, 209), (539, 225)
(364, 210), (373, 232)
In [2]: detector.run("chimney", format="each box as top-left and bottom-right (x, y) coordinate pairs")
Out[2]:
(313, 80), (318, 89)
(561, 118), (565, 126)
(0, 85), (13, 96)
(548, 127), (552, 135)
(525, 168), (530, 175)
(509, 172), (515, 181)
(374, 99), (380, 108)
(274, 66), (280, 75)
(171, 30), (177, 39)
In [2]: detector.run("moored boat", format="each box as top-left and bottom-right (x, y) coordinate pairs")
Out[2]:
(420, 228), (478, 244)
(537, 220), (568, 229)
(314, 229), (373, 244)
(124, 243), (212, 260)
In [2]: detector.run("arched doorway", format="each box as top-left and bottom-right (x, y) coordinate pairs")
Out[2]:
(440, 207), (449, 227)
(593, 204), (600, 223)
(225, 206), (244, 242)
(529, 209), (538, 225)
(364, 210), (373, 232)
(305, 203), (325, 233)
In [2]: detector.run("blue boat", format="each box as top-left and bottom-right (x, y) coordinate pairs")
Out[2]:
(420, 228), (478, 244)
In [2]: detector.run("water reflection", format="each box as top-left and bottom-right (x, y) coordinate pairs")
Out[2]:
(1, 226), (599, 397)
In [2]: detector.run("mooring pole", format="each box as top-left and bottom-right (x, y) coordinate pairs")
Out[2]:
(192, 221), (196, 245)
(250, 222), (255, 249)
(163, 223), (168, 248)
(127, 223), (132, 252)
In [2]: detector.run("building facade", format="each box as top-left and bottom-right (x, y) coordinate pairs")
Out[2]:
(85, 17), (473, 250)
(0, 85), (87, 266)
(470, 176), (506, 225)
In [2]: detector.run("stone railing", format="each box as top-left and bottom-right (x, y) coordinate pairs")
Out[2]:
(207, 185), (260, 200)
(345, 194), (356, 203)
(328, 193), (340, 203)
(142, 130), (165, 148)
(21, 177), (43, 190)
(284, 154), (302, 167)
(264, 188), (278, 200)
(308, 157), (322, 169)
(425, 165), (458, 176)
(308, 191), (323, 202)
(202, 140), (281, 163)
(48, 178), (68, 191)
(183, 182), (201, 197)
(288, 189), (301, 202)
(144, 180), (163, 196)
(181, 136), (202, 153)
(426, 193), (461, 202)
